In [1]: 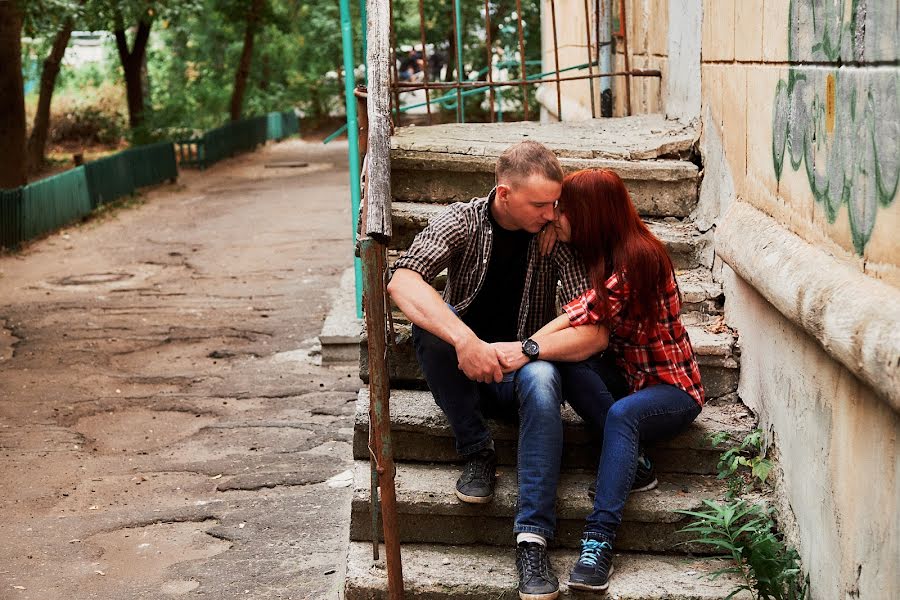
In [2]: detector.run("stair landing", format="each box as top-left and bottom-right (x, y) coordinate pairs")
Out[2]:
(391, 115), (698, 160)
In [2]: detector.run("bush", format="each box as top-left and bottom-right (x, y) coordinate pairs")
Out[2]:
(46, 83), (126, 145)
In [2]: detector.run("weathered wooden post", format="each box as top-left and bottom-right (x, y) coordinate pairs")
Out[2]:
(362, 0), (404, 597)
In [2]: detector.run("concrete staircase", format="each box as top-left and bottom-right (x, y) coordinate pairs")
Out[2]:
(345, 116), (755, 599)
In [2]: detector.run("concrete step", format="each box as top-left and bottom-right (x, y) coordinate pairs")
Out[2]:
(387, 253), (725, 317)
(352, 389), (755, 474)
(350, 461), (731, 552)
(359, 321), (740, 400)
(389, 202), (711, 271)
(345, 542), (752, 599)
(392, 150), (699, 217)
(391, 116), (698, 160)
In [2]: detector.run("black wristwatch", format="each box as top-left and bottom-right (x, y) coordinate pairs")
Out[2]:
(521, 338), (540, 361)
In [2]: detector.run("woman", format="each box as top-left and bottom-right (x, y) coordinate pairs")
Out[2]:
(537, 168), (705, 592)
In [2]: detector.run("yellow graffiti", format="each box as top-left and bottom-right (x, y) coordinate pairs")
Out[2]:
(825, 74), (835, 135)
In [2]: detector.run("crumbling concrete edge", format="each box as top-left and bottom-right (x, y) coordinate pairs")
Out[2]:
(717, 201), (900, 411)
(319, 266), (363, 365)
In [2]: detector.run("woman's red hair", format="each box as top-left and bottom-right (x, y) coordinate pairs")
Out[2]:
(560, 169), (674, 325)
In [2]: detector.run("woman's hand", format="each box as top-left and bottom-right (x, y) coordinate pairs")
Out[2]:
(491, 341), (529, 373)
(538, 222), (558, 256)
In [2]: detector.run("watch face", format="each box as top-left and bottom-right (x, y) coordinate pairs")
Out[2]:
(522, 338), (539, 358)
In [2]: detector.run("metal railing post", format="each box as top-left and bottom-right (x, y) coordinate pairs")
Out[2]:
(339, 0), (363, 318)
(365, 0), (403, 596)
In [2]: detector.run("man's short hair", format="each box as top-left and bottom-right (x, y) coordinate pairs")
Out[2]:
(496, 141), (564, 185)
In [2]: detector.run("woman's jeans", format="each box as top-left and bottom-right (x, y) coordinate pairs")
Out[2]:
(562, 370), (702, 543)
(412, 322), (617, 541)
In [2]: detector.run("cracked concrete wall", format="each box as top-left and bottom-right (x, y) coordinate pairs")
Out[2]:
(691, 1), (900, 598)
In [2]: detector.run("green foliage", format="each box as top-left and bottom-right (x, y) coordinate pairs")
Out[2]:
(678, 500), (809, 600)
(711, 429), (774, 498)
(679, 429), (808, 599)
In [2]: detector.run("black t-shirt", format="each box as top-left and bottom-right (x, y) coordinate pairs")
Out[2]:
(462, 209), (532, 342)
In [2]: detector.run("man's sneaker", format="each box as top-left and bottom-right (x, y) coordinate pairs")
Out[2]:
(587, 454), (658, 499)
(515, 541), (559, 600)
(567, 534), (614, 592)
(455, 448), (497, 504)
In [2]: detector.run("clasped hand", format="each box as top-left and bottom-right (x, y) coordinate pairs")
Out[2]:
(456, 337), (529, 382)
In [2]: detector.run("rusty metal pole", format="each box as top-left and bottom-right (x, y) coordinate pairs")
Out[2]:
(355, 85), (381, 563)
(514, 0), (529, 119)
(365, 0), (403, 596)
(549, 0), (562, 121)
(617, 0), (632, 115)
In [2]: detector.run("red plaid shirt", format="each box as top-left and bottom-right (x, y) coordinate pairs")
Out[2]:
(562, 270), (705, 406)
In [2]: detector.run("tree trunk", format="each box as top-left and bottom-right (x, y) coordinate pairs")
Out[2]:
(0, 0), (27, 188)
(114, 16), (153, 131)
(230, 0), (265, 121)
(27, 16), (75, 172)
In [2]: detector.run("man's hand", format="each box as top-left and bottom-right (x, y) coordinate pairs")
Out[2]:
(456, 335), (504, 383)
(492, 341), (529, 373)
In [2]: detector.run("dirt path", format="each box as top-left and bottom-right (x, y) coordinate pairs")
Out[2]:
(0, 140), (360, 599)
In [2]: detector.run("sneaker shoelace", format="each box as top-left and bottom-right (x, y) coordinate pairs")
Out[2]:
(520, 544), (550, 579)
(463, 456), (491, 482)
(578, 539), (612, 567)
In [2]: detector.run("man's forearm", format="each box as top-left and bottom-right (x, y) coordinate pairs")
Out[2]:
(386, 268), (475, 347)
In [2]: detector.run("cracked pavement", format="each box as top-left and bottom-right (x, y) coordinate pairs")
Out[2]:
(0, 140), (360, 599)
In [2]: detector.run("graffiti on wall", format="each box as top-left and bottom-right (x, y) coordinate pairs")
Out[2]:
(772, 0), (899, 255)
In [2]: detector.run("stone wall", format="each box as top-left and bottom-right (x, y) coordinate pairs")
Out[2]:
(697, 1), (899, 597)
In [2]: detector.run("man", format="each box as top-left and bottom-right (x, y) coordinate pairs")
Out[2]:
(387, 141), (611, 600)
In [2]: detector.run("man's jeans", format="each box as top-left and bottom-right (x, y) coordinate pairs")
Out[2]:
(412, 322), (616, 541)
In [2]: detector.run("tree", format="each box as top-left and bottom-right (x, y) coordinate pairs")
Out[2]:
(26, 1), (86, 171)
(230, 0), (266, 121)
(113, 7), (154, 131)
(0, 0), (27, 188)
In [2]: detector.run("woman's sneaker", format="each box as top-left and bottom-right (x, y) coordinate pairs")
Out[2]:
(455, 448), (497, 504)
(631, 454), (658, 492)
(587, 455), (658, 499)
(567, 534), (614, 591)
(515, 541), (559, 600)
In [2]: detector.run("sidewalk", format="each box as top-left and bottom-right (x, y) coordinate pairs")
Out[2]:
(0, 140), (360, 599)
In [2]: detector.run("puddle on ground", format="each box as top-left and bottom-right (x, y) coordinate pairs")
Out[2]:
(74, 409), (217, 453)
(84, 520), (230, 591)
(53, 272), (134, 286)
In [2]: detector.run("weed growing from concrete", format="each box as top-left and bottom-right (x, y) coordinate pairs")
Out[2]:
(676, 429), (809, 599)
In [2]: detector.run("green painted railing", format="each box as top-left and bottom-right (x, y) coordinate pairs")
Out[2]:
(20, 167), (92, 241)
(84, 151), (134, 208)
(2, 108), (298, 249)
(1, 142), (179, 249)
(177, 109), (300, 170)
(0, 187), (24, 248)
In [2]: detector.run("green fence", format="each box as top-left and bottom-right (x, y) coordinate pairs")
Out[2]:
(176, 109), (299, 170)
(84, 151), (134, 208)
(126, 141), (178, 189)
(2, 108), (296, 248)
(1, 187), (24, 248)
(1, 142), (179, 249)
(20, 167), (92, 241)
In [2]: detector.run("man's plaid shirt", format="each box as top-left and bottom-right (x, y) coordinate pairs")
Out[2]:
(394, 190), (590, 340)
(562, 269), (705, 406)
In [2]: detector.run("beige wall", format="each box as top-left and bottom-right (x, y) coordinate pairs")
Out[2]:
(701, 0), (899, 283)
(701, 1), (900, 597)
(724, 267), (899, 599)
